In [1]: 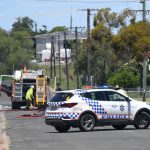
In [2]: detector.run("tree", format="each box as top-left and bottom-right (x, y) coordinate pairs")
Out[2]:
(112, 22), (150, 63)
(50, 26), (66, 33)
(0, 62), (7, 74)
(0, 28), (8, 37)
(90, 40), (117, 84)
(0, 27), (33, 74)
(72, 39), (117, 84)
(11, 31), (34, 53)
(92, 8), (136, 45)
(12, 16), (35, 33)
(108, 66), (140, 88)
(7, 47), (31, 72)
(0, 36), (15, 64)
(94, 8), (136, 31)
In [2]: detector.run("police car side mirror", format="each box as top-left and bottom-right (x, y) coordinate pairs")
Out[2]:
(125, 97), (131, 102)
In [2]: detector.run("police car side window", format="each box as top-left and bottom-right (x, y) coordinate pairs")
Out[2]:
(80, 92), (92, 99)
(94, 92), (106, 101)
(51, 93), (73, 102)
(80, 92), (106, 101)
(105, 91), (126, 101)
(91, 93), (96, 100)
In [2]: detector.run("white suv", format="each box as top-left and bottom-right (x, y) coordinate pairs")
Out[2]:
(45, 89), (150, 132)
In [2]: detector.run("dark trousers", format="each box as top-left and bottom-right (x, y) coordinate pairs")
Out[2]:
(26, 99), (32, 109)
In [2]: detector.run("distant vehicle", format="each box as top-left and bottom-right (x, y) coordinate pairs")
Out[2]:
(10, 69), (48, 109)
(94, 84), (113, 89)
(45, 89), (150, 132)
(83, 84), (112, 89)
(0, 68), (48, 109)
(0, 81), (12, 97)
(0, 75), (13, 97)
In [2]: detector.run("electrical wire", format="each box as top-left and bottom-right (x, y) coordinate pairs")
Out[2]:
(37, 0), (142, 3)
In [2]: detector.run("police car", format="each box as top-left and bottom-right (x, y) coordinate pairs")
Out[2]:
(45, 89), (150, 132)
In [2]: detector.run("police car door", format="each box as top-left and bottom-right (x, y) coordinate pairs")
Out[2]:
(90, 91), (113, 118)
(80, 91), (112, 118)
(104, 91), (131, 120)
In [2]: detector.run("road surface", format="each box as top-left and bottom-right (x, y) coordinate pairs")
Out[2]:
(0, 92), (150, 150)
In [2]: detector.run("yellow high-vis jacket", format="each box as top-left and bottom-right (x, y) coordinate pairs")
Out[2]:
(25, 88), (34, 101)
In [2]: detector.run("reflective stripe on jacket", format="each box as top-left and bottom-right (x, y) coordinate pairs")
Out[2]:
(26, 88), (33, 100)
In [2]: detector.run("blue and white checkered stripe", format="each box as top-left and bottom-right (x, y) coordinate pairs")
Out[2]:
(48, 102), (65, 107)
(80, 96), (107, 115)
(46, 112), (80, 119)
(74, 89), (88, 95)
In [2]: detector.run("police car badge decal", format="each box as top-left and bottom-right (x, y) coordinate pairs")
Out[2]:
(120, 104), (124, 111)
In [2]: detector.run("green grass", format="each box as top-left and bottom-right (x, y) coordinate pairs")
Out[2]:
(31, 63), (78, 90)
(127, 91), (150, 102)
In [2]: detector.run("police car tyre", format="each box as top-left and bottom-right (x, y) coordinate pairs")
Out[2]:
(79, 114), (95, 132)
(54, 125), (70, 132)
(134, 112), (150, 129)
(112, 124), (127, 130)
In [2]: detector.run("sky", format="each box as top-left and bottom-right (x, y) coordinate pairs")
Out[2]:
(0, 0), (150, 32)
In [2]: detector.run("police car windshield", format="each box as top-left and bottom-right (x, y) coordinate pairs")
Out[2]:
(50, 92), (73, 102)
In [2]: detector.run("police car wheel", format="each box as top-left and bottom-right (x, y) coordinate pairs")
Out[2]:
(79, 114), (95, 132)
(54, 125), (70, 133)
(112, 124), (127, 130)
(134, 112), (150, 129)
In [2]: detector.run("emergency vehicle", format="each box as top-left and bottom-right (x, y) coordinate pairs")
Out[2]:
(11, 69), (48, 109)
(45, 89), (150, 132)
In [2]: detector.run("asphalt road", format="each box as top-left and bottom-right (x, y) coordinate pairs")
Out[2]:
(0, 92), (150, 150)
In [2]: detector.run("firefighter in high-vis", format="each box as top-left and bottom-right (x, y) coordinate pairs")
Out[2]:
(26, 85), (34, 109)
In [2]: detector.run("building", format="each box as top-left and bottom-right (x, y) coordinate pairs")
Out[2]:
(34, 31), (87, 63)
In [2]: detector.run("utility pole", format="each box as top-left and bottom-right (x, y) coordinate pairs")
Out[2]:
(52, 36), (56, 78)
(64, 31), (69, 90)
(57, 35), (61, 84)
(73, 27), (85, 89)
(50, 37), (53, 79)
(79, 9), (99, 85)
(75, 27), (79, 89)
(51, 35), (57, 89)
(131, 0), (150, 101)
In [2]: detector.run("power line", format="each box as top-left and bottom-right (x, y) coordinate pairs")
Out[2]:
(71, 26), (85, 88)
(79, 9), (99, 85)
(37, 0), (145, 3)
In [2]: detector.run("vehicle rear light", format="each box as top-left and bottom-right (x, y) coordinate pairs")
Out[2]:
(60, 103), (78, 108)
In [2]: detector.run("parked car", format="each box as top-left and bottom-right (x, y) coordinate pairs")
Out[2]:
(0, 81), (12, 97)
(45, 89), (150, 132)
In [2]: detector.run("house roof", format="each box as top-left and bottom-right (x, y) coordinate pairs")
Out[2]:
(34, 31), (87, 41)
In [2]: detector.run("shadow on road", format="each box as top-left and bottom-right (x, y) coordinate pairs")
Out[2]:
(45, 126), (150, 134)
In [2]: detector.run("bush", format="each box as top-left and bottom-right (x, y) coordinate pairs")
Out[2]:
(108, 67), (140, 88)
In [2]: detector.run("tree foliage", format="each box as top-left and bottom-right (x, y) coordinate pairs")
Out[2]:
(50, 26), (66, 33)
(7, 47), (31, 72)
(90, 40), (116, 84)
(0, 21), (34, 74)
(112, 22), (150, 63)
(108, 66), (140, 88)
(92, 8), (136, 42)
(12, 16), (35, 33)
(0, 11), (150, 88)
(94, 8), (136, 28)
(11, 31), (34, 52)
